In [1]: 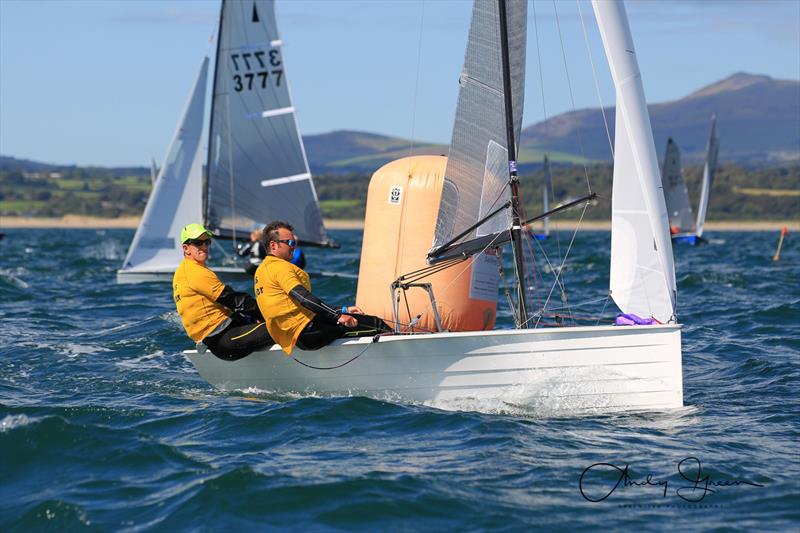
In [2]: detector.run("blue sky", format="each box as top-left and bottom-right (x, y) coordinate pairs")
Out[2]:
(1, 0), (798, 167)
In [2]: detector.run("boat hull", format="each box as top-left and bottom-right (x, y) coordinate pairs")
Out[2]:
(186, 324), (683, 413)
(116, 266), (250, 284)
(672, 233), (705, 246)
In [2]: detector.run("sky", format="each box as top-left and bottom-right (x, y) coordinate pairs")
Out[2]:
(1, 0), (798, 167)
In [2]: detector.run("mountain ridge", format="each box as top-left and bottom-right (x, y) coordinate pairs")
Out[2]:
(3, 73), (797, 174)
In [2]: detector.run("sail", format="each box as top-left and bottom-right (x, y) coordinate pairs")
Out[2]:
(661, 139), (694, 233)
(593, 0), (677, 323)
(150, 158), (159, 185)
(121, 57), (209, 274)
(542, 155), (552, 236)
(695, 115), (719, 238)
(430, 0), (527, 257)
(206, 0), (327, 244)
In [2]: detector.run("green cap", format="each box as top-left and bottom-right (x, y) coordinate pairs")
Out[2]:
(180, 223), (212, 244)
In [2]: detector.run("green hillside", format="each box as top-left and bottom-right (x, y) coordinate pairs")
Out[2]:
(1, 162), (796, 222)
(313, 163), (798, 222)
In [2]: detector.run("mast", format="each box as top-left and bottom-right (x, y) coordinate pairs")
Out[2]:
(204, 0), (226, 232)
(498, 0), (528, 327)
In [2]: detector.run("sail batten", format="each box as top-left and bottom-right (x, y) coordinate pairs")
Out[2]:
(206, 0), (327, 244)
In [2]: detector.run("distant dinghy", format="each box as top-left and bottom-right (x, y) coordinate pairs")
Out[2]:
(118, 0), (331, 284)
(663, 115), (720, 246)
(187, 0), (683, 414)
(532, 155), (553, 240)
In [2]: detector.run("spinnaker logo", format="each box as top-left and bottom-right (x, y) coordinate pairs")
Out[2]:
(388, 186), (402, 205)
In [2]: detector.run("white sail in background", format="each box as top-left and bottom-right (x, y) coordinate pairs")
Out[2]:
(542, 155), (552, 236)
(661, 138), (694, 232)
(149, 158), (159, 185)
(206, 0), (327, 244)
(593, 0), (676, 323)
(120, 57), (209, 275)
(431, 0), (527, 250)
(695, 115), (719, 238)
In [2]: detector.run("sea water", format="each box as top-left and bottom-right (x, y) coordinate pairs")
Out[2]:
(0, 228), (797, 530)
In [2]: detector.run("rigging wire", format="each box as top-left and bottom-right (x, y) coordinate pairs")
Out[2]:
(551, 0), (593, 194)
(576, 0), (615, 159)
(407, 0), (427, 158)
(530, 3), (565, 262)
(533, 200), (590, 328)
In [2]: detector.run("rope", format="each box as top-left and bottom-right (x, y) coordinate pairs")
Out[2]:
(291, 334), (384, 370)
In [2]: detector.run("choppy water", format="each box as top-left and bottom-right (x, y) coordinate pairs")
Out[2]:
(1, 228), (798, 530)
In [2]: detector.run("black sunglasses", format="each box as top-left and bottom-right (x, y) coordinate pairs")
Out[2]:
(185, 238), (211, 247)
(276, 239), (297, 248)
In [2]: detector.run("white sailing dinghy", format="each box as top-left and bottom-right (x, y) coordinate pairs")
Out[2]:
(187, 0), (683, 413)
(118, 0), (331, 284)
(663, 115), (720, 245)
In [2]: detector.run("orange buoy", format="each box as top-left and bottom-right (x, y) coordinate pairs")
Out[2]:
(355, 156), (498, 333)
(772, 225), (789, 261)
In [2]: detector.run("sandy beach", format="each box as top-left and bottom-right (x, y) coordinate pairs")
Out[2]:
(1, 215), (796, 232)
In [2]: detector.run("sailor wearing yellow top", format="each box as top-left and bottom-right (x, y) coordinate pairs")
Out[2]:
(173, 223), (273, 360)
(254, 221), (390, 354)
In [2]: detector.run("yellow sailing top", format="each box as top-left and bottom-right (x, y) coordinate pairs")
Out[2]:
(254, 255), (313, 354)
(173, 258), (229, 342)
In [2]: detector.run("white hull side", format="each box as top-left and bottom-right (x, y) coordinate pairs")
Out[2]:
(186, 324), (682, 413)
(117, 266), (250, 284)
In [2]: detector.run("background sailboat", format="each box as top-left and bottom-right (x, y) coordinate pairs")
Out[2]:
(118, 0), (331, 283)
(666, 115), (720, 245)
(187, 0), (683, 414)
(204, 0), (330, 247)
(117, 58), (209, 284)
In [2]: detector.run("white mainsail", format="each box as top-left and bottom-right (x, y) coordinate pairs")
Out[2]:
(661, 138), (694, 232)
(695, 115), (719, 238)
(594, 0), (677, 323)
(206, 0), (327, 244)
(120, 57), (209, 276)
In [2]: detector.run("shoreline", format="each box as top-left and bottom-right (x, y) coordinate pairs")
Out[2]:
(0, 215), (796, 232)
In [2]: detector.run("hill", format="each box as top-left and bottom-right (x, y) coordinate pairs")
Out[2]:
(520, 73), (800, 165)
(302, 131), (447, 174)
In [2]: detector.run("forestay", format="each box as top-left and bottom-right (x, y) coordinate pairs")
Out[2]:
(120, 58), (208, 274)
(430, 0), (527, 255)
(206, 0), (327, 244)
(695, 115), (719, 238)
(661, 139), (694, 232)
(594, 0), (677, 324)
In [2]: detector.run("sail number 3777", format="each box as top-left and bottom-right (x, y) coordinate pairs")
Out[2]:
(230, 50), (283, 92)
